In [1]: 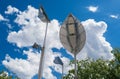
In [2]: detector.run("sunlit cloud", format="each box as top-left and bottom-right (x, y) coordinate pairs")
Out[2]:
(87, 6), (98, 13)
(5, 5), (20, 14)
(110, 14), (119, 19)
(0, 14), (8, 21)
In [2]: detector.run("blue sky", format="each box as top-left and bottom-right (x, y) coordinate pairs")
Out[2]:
(0, 0), (120, 79)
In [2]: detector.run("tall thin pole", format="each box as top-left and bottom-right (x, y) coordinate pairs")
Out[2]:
(62, 65), (64, 79)
(38, 22), (49, 79)
(74, 54), (77, 79)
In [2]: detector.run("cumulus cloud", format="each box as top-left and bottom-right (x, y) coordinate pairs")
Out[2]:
(87, 6), (98, 13)
(5, 5), (20, 14)
(110, 14), (119, 19)
(3, 5), (113, 79)
(0, 14), (8, 21)
(2, 49), (69, 79)
(78, 19), (113, 60)
(0, 14), (5, 21)
(8, 5), (61, 49)
(2, 50), (39, 79)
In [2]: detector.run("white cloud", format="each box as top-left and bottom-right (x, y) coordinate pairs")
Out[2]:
(14, 5), (38, 26)
(2, 50), (39, 79)
(0, 14), (8, 21)
(3, 5), (113, 79)
(8, 5), (62, 49)
(2, 49), (68, 79)
(5, 5), (20, 14)
(78, 19), (113, 60)
(0, 14), (5, 20)
(87, 6), (98, 13)
(110, 14), (118, 19)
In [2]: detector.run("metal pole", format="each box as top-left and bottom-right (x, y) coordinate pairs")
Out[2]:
(38, 22), (49, 79)
(74, 54), (77, 79)
(62, 65), (64, 79)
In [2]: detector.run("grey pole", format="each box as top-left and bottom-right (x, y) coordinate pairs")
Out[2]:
(74, 54), (77, 79)
(38, 22), (49, 79)
(62, 65), (64, 79)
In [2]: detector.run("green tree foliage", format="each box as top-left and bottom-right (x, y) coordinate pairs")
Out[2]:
(63, 49), (120, 79)
(0, 71), (20, 79)
(0, 71), (12, 79)
(109, 48), (120, 79)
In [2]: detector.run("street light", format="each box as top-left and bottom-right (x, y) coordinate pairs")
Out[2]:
(32, 42), (41, 49)
(53, 56), (64, 79)
(33, 5), (50, 79)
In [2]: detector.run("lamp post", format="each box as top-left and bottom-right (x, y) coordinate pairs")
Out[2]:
(53, 56), (64, 79)
(33, 6), (50, 79)
(38, 21), (49, 79)
(32, 23), (48, 79)
(62, 64), (64, 79)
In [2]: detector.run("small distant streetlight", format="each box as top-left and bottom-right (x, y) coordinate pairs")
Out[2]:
(32, 42), (41, 52)
(32, 42), (41, 49)
(53, 56), (64, 79)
